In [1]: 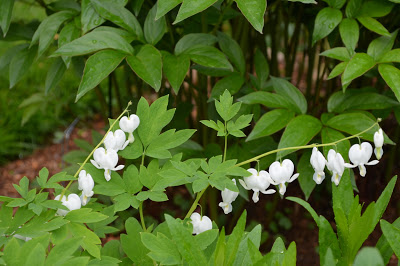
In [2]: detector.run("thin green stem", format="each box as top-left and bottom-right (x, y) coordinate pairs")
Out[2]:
(184, 186), (209, 219)
(58, 101), (132, 201)
(236, 120), (381, 167)
(223, 121), (227, 162)
(141, 151), (145, 166)
(139, 202), (147, 231)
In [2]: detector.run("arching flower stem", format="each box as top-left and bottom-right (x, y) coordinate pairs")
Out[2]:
(184, 186), (209, 219)
(58, 101), (132, 201)
(235, 120), (381, 167)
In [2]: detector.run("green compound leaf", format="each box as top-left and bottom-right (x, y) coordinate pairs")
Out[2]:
(215, 90), (241, 121)
(126, 44), (162, 91)
(234, 0), (266, 33)
(76, 50), (126, 102)
(141, 232), (182, 264)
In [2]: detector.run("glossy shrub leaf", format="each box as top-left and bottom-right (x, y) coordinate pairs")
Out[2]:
(185, 45), (232, 70)
(31, 11), (76, 57)
(174, 0), (217, 24)
(323, 0), (346, 9)
(217, 32), (245, 74)
(345, 0), (362, 18)
(320, 47), (351, 61)
(328, 91), (399, 113)
(342, 53), (375, 89)
(271, 77), (307, 114)
(126, 44), (162, 91)
(326, 112), (394, 144)
(353, 247), (384, 266)
(45, 58), (66, 94)
(0, 44), (27, 72)
(144, 4), (166, 45)
(162, 52), (189, 93)
(328, 62), (347, 79)
(296, 150), (316, 200)
(312, 7), (342, 45)
(255, 49), (269, 83)
(339, 18), (358, 55)
(234, 0), (266, 33)
(367, 30), (398, 61)
(92, 0), (144, 42)
(175, 33), (217, 55)
(9, 46), (37, 88)
(357, 17), (390, 36)
(238, 91), (294, 110)
(156, 0), (182, 20)
(81, 0), (105, 34)
(289, 0), (316, 3)
(58, 22), (80, 68)
(380, 48), (400, 63)
(53, 30), (133, 56)
(246, 109), (294, 141)
(276, 115), (322, 159)
(358, 0), (394, 17)
(76, 50), (125, 101)
(0, 0), (15, 37)
(379, 64), (400, 103)
(210, 73), (244, 100)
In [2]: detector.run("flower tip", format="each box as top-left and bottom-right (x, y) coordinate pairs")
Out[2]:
(128, 101), (132, 106)
(377, 117), (382, 122)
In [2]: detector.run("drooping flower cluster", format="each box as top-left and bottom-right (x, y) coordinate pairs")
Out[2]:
(91, 114), (140, 181)
(216, 129), (385, 217)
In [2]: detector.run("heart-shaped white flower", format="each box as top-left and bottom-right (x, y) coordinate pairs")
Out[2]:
(55, 194), (81, 216)
(104, 129), (129, 152)
(90, 147), (124, 181)
(346, 142), (379, 177)
(78, 170), (94, 206)
(326, 149), (346, 186)
(119, 114), (140, 143)
(310, 147), (327, 184)
(239, 168), (275, 203)
(190, 212), (212, 235)
(219, 179), (239, 214)
(269, 159), (299, 195)
(374, 129), (384, 160)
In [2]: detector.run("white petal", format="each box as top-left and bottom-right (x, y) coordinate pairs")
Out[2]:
(238, 179), (250, 190)
(289, 173), (299, 183)
(113, 165), (125, 171)
(366, 160), (379, 166)
(252, 190), (260, 203)
(90, 159), (101, 169)
(260, 189), (276, 195)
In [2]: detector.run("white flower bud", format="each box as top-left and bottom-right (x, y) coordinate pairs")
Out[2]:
(55, 194), (81, 216)
(190, 212), (212, 235)
(119, 114), (140, 143)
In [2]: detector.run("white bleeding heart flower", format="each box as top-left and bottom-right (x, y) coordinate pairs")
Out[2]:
(269, 159), (299, 195)
(239, 168), (275, 203)
(119, 114), (140, 143)
(310, 147), (327, 185)
(374, 129), (384, 160)
(219, 179), (239, 214)
(55, 194), (81, 216)
(90, 147), (124, 181)
(78, 170), (94, 206)
(346, 142), (379, 177)
(104, 129), (129, 152)
(190, 212), (212, 235)
(326, 150), (346, 186)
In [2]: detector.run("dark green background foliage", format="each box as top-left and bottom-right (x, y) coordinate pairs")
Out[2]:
(1, 0), (400, 264)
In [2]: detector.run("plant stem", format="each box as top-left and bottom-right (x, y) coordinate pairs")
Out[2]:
(58, 101), (132, 201)
(236, 120), (381, 167)
(223, 121), (227, 162)
(139, 202), (147, 231)
(184, 186), (209, 219)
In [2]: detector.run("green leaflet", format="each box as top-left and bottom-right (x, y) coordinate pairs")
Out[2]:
(234, 0), (266, 33)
